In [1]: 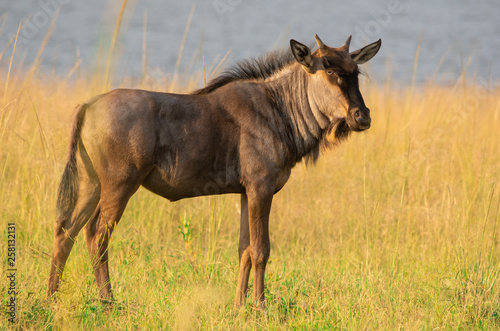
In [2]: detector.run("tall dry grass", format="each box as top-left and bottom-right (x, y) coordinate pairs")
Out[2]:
(1, 9), (500, 330)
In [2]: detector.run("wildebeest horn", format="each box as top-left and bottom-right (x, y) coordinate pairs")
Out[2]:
(315, 34), (326, 49)
(343, 35), (352, 51)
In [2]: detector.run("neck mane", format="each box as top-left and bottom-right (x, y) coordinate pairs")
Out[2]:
(192, 46), (351, 164)
(192, 47), (297, 95)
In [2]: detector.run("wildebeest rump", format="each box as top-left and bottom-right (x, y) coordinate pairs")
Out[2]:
(47, 35), (381, 309)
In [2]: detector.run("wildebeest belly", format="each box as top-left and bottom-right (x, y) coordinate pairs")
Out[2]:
(141, 164), (245, 201)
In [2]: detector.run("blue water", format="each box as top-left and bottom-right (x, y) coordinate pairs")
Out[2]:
(1, 0), (499, 87)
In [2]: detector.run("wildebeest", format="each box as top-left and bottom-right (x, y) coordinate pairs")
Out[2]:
(47, 35), (381, 309)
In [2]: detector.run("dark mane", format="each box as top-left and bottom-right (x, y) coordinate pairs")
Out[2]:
(192, 47), (297, 95)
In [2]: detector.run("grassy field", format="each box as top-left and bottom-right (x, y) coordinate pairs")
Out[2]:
(1, 27), (500, 330)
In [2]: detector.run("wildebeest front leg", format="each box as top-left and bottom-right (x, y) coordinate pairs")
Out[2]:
(235, 194), (251, 307)
(247, 186), (273, 310)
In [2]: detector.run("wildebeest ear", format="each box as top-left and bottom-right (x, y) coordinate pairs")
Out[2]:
(350, 39), (382, 64)
(290, 39), (313, 69)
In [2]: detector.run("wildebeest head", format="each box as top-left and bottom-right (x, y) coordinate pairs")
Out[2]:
(290, 35), (381, 131)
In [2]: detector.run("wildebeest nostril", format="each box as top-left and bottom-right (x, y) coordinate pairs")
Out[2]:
(355, 113), (371, 126)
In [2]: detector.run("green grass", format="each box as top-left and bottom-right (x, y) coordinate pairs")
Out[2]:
(1, 71), (499, 329)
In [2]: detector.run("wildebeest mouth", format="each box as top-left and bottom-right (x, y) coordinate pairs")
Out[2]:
(351, 123), (371, 131)
(346, 119), (371, 132)
(349, 114), (371, 131)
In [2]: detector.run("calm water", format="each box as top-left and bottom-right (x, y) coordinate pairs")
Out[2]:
(1, 0), (499, 87)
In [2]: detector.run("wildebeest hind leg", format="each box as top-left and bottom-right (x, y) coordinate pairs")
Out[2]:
(84, 179), (141, 301)
(47, 172), (101, 299)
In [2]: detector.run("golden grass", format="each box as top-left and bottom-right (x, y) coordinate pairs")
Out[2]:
(1, 24), (500, 330)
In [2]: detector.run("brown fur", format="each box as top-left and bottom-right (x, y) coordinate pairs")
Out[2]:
(47, 35), (381, 309)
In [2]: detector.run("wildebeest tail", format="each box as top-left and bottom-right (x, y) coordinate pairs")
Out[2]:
(56, 103), (87, 218)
